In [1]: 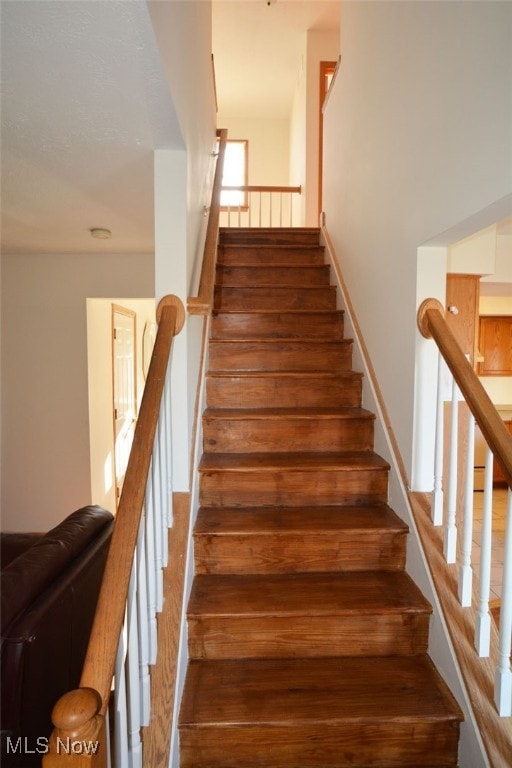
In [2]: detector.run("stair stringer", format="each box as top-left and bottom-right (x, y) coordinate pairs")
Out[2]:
(321, 224), (488, 768)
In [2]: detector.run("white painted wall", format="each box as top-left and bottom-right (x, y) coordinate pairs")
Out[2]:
(87, 298), (156, 514)
(149, 1), (217, 492)
(1, 252), (154, 532)
(305, 30), (339, 226)
(323, 0), (512, 490)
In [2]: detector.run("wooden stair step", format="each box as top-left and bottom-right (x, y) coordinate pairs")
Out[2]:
(206, 370), (363, 408)
(208, 339), (353, 372)
(219, 226), (320, 246)
(194, 503), (408, 574)
(216, 264), (331, 287)
(214, 285), (337, 311)
(218, 243), (326, 265)
(179, 655), (463, 768)
(202, 407), (375, 453)
(199, 451), (390, 507)
(187, 571), (432, 659)
(211, 310), (344, 340)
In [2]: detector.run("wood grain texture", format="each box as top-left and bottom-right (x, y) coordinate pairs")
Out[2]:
(202, 406), (375, 453)
(179, 227), (463, 766)
(208, 339), (353, 371)
(211, 309), (345, 340)
(194, 504), (408, 574)
(216, 264), (331, 287)
(206, 370), (362, 408)
(180, 657), (462, 768)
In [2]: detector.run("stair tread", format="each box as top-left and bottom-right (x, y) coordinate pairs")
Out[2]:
(203, 406), (375, 420)
(206, 370), (362, 379)
(195, 504), (408, 535)
(180, 655), (463, 726)
(188, 571), (432, 617)
(212, 309), (343, 315)
(199, 451), (389, 472)
(209, 338), (352, 345)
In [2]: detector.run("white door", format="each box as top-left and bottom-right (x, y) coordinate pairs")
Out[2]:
(112, 305), (137, 506)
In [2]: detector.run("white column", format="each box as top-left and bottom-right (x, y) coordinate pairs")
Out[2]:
(154, 149), (190, 492)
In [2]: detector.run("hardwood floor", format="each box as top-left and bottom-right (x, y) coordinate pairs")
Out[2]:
(179, 227), (463, 767)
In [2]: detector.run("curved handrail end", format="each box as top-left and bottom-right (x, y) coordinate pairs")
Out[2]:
(156, 294), (186, 334)
(417, 298), (444, 339)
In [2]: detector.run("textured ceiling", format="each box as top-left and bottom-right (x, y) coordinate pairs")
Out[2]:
(1, 0), (182, 255)
(1, 0), (341, 257)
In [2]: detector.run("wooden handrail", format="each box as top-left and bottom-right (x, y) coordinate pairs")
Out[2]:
(222, 185), (301, 194)
(418, 298), (512, 488)
(188, 128), (228, 315)
(44, 294), (185, 766)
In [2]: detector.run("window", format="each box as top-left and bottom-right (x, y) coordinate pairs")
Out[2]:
(221, 139), (248, 208)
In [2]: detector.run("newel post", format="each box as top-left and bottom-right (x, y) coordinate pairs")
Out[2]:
(43, 688), (107, 768)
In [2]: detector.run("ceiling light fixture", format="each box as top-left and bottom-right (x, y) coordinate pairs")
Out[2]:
(90, 228), (112, 240)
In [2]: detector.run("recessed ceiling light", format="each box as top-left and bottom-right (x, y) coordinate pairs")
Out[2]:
(90, 228), (112, 239)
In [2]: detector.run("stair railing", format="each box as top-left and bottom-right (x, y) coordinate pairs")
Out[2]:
(43, 294), (186, 768)
(220, 185), (301, 228)
(188, 128), (228, 316)
(418, 298), (512, 718)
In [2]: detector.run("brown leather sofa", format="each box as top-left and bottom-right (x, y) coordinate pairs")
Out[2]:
(1, 505), (113, 767)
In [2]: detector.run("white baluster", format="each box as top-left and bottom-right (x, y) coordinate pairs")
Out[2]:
(136, 517), (151, 726)
(157, 416), (168, 569)
(249, 192), (252, 227)
(494, 488), (512, 716)
(279, 192), (283, 227)
(151, 435), (164, 611)
(432, 352), (444, 526)
(475, 447), (494, 656)
(144, 490), (158, 664)
(126, 562), (142, 768)
(259, 192), (262, 227)
(459, 411), (475, 606)
(164, 373), (173, 527)
(114, 615), (129, 768)
(444, 376), (459, 562)
(269, 192), (272, 227)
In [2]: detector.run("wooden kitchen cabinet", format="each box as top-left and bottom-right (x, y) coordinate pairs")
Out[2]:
(494, 418), (512, 485)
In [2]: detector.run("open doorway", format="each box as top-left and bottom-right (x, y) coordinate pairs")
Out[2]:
(318, 60), (338, 217)
(87, 298), (156, 514)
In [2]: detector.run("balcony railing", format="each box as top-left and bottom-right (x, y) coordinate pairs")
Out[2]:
(220, 184), (301, 228)
(417, 298), (512, 720)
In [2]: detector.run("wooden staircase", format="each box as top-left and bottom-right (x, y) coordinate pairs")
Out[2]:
(179, 227), (463, 767)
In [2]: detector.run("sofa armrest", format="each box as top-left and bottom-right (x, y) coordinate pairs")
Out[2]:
(1, 533), (43, 569)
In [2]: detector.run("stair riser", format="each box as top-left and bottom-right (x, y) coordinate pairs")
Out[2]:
(203, 417), (374, 453)
(220, 228), (320, 247)
(188, 614), (430, 659)
(216, 265), (331, 287)
(208, 341), (352, 372)
(180, 722), (460, 768)
(211, 312), (344, 340)
(218, 246), (325, 265)
(214, 286), (336, 312)
(194, 531), (407, 575)
(199, 468), (389, 507)
(206, 374), (362, 408)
